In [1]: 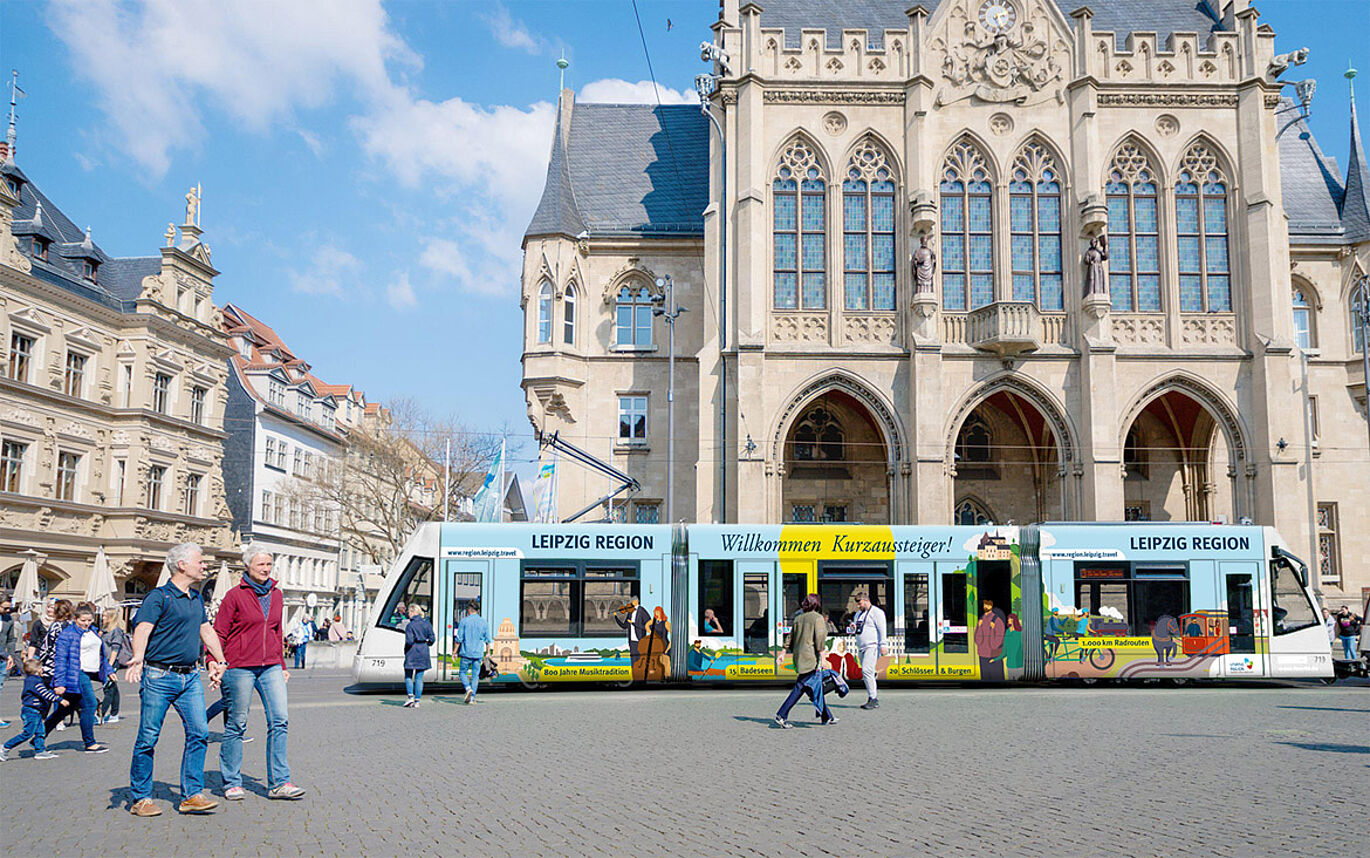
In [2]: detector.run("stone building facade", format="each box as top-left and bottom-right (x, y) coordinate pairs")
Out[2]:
(0, 160), (234, 602)
(522, 0), (1370, 610)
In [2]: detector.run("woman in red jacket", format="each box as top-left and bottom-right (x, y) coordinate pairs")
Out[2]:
(207, 544), (305, 802)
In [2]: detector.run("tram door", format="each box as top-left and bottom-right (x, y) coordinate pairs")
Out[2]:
(735, 561), (773, 656)
(937, 565), (971, 674)
(818, 563), (893, 677)
(1220, 561), (1263, 677)
(439, 559), (488, 681)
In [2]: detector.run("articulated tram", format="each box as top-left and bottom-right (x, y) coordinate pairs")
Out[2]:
(351, 522), (1332, 688)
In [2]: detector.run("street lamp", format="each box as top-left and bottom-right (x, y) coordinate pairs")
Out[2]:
(653, 276), (687, 522)
(695, 62), (728, 521)
(1298, 344), (1321, 596)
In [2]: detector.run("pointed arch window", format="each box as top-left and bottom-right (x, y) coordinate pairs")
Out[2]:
(1291, 286), (1315, 350)
(1106, 143), (1161, 312)
(1176, 144), (1231, 313)
(791, 407), (844, 462)
(536, 282), (553, 344)
(955, 498), (993, 526)
(1010, 142), (1064, 311)
(563, 284), (577, 345)
(955, 416), (993, 464)
(941, 141), (994, 311)
(1353, 277), (1369, 355)
(842, 141), (897, 311)
(615, 283), (654, 347)
(773, 139), (827, 310)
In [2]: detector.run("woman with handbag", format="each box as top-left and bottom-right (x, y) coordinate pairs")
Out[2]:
(773, 593), (837, 729)
(98, 611), (131, 724)
(403, 604), (435, 708)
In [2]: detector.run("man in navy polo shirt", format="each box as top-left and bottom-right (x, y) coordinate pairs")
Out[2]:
(125, 543), (228, 817)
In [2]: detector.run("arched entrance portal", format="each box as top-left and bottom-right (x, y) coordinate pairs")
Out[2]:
(1122, 390), (1234, 521)
(952, 390), (1066, 524)
(780, 390), (890, 523)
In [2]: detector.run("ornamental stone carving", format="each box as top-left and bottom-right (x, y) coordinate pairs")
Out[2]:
(934, 0), (1066, 107)
(1112, 315), (1165, 346)
(1180, 315), (1237, 346)
(1097, 92), (1237, 108)
(763, 89), (905, 105)
(772, 313), (828, 343)
(844, 315), (897, 344)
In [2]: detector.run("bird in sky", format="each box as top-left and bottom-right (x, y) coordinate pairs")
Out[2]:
(667, 18), (673, 31)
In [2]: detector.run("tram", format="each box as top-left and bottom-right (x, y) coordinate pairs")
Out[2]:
(351, 522), (1332, 688)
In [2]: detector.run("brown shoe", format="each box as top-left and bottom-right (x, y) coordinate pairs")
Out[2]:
(177, 794), (218, 814)
(129, 798), (162, 817)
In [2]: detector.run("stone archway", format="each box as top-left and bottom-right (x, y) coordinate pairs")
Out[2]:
(777, 390), (892, 524)
(1121, 388), (1237, 522)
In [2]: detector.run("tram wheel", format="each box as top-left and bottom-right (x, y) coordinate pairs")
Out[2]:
(1168, 677), (1190, 687)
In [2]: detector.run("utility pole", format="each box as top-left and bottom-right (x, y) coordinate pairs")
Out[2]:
(654, 276), (686, 522)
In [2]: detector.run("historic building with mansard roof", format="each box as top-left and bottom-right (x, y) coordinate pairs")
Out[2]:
(0, 151), (235, 601)
(522, 0), (1370, 608)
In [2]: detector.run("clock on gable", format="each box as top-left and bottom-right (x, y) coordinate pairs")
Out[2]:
(978, 0), (1017, 33)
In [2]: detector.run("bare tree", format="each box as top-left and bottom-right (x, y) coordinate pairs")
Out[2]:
(282, 398), (507, 566)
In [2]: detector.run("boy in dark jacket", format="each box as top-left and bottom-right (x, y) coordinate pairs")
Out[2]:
(1, 658), (67, 760)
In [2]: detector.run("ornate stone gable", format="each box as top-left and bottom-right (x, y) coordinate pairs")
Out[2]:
(930, 0), (1072, 107)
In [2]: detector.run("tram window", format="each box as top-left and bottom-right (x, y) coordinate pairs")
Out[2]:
(1226, 574), (1256, 654)
(583, 580), (641, 635)
(521, 580), (576, 636)
(781, 573), (806, 647)
(1133, 580), (1188, 636)
(1075, 582), (1130, 634)
(519, 561), (640, 638)
(698, 561), (733, 636)
(742, 573), (769, 655)
(451, 571), (482, 618)
(819, 579), (891, 636)
(1270, 559), (1319, 636)
(904, 573), (930, 653)
(377, 556), (433, 630)
(942, 572), (968, 653)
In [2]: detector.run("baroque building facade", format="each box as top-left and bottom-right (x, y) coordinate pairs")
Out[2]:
(0, 157), (234, 601)
(522, 0), (1370, 610)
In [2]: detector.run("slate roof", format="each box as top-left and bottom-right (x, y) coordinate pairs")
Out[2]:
(2, 161), (163, 310)
(1277, 97), (1346, 242)
(1342, 94), (1370, 243)
(755, 0), (1224, 51)
(525, 99), (709, 240)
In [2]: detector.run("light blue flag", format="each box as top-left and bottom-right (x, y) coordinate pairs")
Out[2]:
(472, 440), (506, 523)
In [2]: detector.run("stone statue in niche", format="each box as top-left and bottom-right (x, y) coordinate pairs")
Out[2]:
(1084, 234), (1109, 298)
(912, 233), (937, 294)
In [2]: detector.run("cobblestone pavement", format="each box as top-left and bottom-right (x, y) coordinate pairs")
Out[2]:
(0, 670), (1366, 857)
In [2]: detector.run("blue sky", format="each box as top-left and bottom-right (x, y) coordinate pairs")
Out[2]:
(0, 0), (1365, 471)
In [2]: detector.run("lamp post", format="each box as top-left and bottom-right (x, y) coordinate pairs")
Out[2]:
(1298, 344), (1321, 596)
(653, 276), (687, 522)
(695, 65), (727, 521)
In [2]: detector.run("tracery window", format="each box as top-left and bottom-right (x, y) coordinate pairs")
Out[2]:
(791, 407), (844, 462)
(1351, 278), (1368, 355)
(1176, 144), (1231, 313)
(940, 140), (994, 311)
(842, 141), (896, 311)
(536, 281), (552, 344)
(615, 284), (654, 347)
(1010, 142), (1063, 311)
(955, 416), (993, 464)
(1106, 142), (1161, 312)
(773, 138), (827, 310)
(955, 498), (993, 526)
(1291, 286), (1314, 350)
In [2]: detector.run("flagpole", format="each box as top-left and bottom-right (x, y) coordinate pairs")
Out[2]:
(443, 437), (451, 522)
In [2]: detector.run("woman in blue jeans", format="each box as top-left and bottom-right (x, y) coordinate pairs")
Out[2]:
(402, 604), (435, 708)
(208, 545), (305, 801)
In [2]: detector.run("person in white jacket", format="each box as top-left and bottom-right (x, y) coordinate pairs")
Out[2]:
(850, 591), (888, 710)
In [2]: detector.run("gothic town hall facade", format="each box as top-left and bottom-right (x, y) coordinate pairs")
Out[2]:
(521, 0), (1370, 608)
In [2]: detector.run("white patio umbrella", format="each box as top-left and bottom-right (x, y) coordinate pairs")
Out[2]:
(155, 558), (172, 587)
(13, 551), (41, 608)
(85, 547), (119, 612)
(209, 561), (234, 612)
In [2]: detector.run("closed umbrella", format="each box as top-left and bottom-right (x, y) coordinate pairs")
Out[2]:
(155, 558), (172, 587)
(85, 547), (118, 612)
(14, 551), (41, 608)
(210, 561), (234, 612)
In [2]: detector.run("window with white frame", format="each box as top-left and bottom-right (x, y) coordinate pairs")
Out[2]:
(274, 494), (286, 525)
(269, 378), (285, 407)
(1351, 278), (1368, 355)
(55, 451), (79, 502)
(262, 489), (275, 524)
(120, 363), (133, 407)
(618, 395), (648, 442)
(63, 352), (87, 398)
(184, 473), (202, 516)
(190, 386), (207, 424)
(0, 440), (25, 493)
(8, 332), (34, 383)
(1292, 287), (1315, 350)
(265, 437), (278, 469)
(536, 282), (553, 344)
(147, 465), (166, 509)
(112, 459), (126, 505)
(614, 284), (654, 347)
(292, 448), (303, 476)
(296, 391), (309, 417)
(153, 373), (171, 413)
(1317, 503), (1341, 584)
(563, 284), (577, 345)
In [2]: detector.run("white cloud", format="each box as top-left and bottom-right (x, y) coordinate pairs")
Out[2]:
(386, 271), (417, 309)
(579, 79), (696, 105)
(49, 0), (416, 176)
(289, 244), (362, 297)
(480, 2), (542, 54)
(297, 129), (325, 158)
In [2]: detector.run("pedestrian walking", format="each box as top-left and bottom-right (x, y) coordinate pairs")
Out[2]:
(402, 605), (434, 708)
(1334, 606), (1363, 661)
(125, 542), (228, 817)
(327, 615), (349, 642)
(35, 599), (72, 677)
(774, 593), (836, 729)
(0, 658), (67, 761)
(209, 544), (305, 802)
(25, 598), (56, 661)
(99, 611), (132, 724)
(42, 606), (110, 753)
(455, 601), (491, 704)
(850, 590), (888, 710)
(0, 596), (22, 729)
(291, 617), (315, 670)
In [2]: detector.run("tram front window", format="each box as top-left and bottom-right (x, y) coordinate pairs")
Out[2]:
(377, 556), (433, 630)
(1271, 556), (1318, 635)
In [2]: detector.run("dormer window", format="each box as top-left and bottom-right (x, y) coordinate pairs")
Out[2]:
(237, 338), (252, 359)
(29, 237), (48, 261)
(4, 178), (18, 197)
(82, 260), (98, 283)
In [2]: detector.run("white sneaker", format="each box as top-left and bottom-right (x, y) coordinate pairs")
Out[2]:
(0, 747), (8, 761)
(463, 689), (473, 704)
(242, 736), (255, 744)
(54, 722), (66, 732)
(105, 715), (121, 724)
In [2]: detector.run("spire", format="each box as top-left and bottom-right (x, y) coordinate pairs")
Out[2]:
(2, 70), (24, 164)
(1344, 66), (1370, 242)
(524, 87), (586, 240)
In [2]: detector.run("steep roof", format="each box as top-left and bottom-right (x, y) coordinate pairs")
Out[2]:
(1342, 90), (1370, 243)
(755, 0), (1223, 51)
(525, 99), (709, 240)
(1278, 97), (1346, 242)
